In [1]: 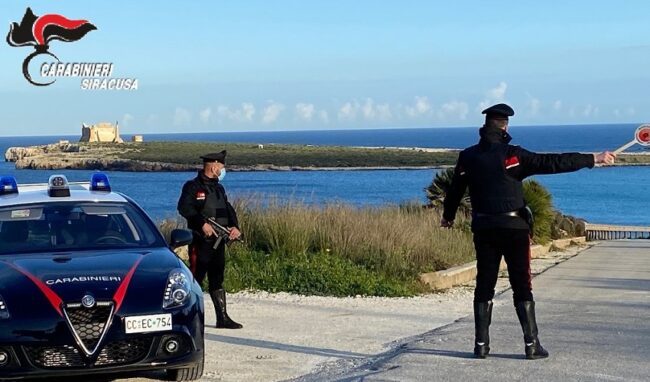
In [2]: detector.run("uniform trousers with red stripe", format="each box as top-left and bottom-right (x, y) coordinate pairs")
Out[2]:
(472, 228), (533, 303)
(189, 237), (226, 292)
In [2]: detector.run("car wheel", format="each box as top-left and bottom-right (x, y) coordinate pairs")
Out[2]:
(166, 352), (204, 381)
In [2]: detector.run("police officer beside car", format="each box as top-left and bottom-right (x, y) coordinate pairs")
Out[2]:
(177, 150), (243, 329)
(441, 104), (616, 359)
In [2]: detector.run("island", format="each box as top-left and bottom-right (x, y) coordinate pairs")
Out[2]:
(4, 140), (649, 172)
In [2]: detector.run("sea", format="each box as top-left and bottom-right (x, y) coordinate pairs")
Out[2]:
(1, 124), (648, 226)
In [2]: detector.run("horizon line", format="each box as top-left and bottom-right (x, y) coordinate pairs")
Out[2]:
(0, 121), (641, 138)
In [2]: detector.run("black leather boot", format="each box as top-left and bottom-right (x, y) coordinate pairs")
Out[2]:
(473, 300), (493, 358)
(515, 301), (549, 359)
(210, 289), (243, 329)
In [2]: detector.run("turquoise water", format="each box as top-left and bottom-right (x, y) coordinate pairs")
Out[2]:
(1, 161), (647, 226)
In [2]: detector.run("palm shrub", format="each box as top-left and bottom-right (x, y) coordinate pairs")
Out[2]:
(425, 168), (471, 215)
(522, 179), (554, 244)
(425, 168), (555, 243)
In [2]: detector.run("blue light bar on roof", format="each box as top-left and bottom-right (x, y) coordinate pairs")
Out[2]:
(0, 176), (18, 196)
(90, 173), (111, 192)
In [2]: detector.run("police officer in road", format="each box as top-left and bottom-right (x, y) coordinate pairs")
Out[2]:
(177, 150), (243, 329)
(441, 104), (615, 359)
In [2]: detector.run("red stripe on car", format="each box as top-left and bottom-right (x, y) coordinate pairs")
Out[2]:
(2, 261), (63, 316)
(113, 256), (144, 313)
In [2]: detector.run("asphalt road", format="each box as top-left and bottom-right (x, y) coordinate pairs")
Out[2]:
(297, 240), (650, 382)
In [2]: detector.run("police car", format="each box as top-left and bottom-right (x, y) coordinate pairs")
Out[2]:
(0, 174), (204, 381)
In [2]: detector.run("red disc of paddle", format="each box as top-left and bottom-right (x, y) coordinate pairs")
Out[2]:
(636, 125), (650, 145)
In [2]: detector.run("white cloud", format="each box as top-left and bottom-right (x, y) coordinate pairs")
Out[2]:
(437, 101), (469, 120)
(216, 103), (256, 123)
(295, 102), (330, 124)
(626, 107), (636, 116)
(173, 107), (191, 127)
(405, 96), (432, 118)
(122, 113), (134, 127)
(295, 103), (316, 121)
(362, 98), (392, 121)
(241, 103), (256, 121)
(199, 107), (212, 124)
(362, 99), (375, 119)
(581, 104), (599, 118)
(375, 103), (392, 121)
(488, 81), (508, 100)
(338, 98), (392, 122)
(553, 100), (562, 111)
(528, 97), (541, 116)
(478, 81), (508, 111)
(338, 101), (359, 121)
(262, 101), (285, 124)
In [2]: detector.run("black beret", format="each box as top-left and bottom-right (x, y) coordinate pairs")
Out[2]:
(200, 150), (227, 164)
(482, 103), (514, 118)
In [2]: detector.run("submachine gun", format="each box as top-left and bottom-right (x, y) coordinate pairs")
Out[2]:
(205, 217), (243, 249)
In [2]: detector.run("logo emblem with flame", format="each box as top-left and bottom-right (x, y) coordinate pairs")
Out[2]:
(6, 7), (96, 86)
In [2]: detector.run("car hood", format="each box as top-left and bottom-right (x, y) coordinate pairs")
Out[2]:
(0, 248), (181, 305)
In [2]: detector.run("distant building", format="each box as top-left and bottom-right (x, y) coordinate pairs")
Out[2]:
(132, 135), (144, 142)
(80, 122), (124, 143)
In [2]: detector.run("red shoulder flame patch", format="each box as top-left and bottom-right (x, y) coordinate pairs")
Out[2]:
(505, 156), (520, 169)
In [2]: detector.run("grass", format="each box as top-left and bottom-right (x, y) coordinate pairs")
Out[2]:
(95, 141), (650, 168)
(114, 141), (460, 168)
(159, 199), (475, 296)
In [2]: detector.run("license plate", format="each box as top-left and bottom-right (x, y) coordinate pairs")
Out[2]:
(124, 313), (172, 334)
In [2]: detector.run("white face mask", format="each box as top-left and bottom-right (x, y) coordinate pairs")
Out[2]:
(218, 168), (226, 182)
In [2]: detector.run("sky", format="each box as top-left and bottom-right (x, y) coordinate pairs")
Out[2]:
(1, 1), (649, 136)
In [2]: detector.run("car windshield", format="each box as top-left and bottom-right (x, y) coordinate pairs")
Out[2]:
(0, 202), (166, 255)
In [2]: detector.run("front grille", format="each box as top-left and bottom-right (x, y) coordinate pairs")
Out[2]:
(26, 345), (85, 368)
(25, 337), (153, 369)
(95, 336), (152, 366)
(63, 302), (113, 354)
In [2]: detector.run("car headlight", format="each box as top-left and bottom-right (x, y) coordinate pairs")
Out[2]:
(163, 269), (191, 309)
(0, 294), (10, 319)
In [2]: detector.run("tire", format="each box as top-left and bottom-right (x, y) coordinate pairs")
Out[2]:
(167, 353), (204, 381)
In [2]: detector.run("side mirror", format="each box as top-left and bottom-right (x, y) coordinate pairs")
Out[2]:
(169, 229), (193, 249)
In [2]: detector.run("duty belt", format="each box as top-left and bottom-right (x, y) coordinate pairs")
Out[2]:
(474, 211), (520, 218)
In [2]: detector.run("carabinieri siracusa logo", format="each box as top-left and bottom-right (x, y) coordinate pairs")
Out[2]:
(6, 7), (96, 86)
(6, 7), (137, 90)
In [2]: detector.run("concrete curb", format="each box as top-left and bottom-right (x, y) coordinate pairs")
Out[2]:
(418, 236), (587, 290)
